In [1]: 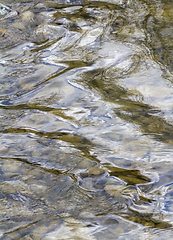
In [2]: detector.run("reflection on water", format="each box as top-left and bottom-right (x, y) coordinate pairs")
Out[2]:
(0, 0), (173, 239)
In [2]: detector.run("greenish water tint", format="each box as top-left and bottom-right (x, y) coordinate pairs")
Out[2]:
(0, 0), (173, 239)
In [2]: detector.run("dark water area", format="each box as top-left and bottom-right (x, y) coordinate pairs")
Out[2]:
(0, 0), (173, 239)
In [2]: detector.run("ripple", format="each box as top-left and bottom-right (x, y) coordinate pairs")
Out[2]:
(0, 0), (173, 239)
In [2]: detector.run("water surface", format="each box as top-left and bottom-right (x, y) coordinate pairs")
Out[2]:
(0, 0), (173, 239)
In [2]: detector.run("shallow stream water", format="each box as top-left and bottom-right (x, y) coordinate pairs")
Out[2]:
(0, 0), (173, 239)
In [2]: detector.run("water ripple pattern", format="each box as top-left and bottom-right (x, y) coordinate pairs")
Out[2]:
(0, 0), (173, 239)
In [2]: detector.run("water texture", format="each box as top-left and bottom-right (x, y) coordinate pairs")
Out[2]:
(0, 0), (173, 239)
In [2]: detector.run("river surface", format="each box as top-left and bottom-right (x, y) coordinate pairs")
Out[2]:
(0, 0), (173, 239)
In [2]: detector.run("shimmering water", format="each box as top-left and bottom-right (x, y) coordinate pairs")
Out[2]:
(0, 0), (173, 239)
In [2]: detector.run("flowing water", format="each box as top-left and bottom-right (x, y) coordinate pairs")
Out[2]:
(0, 0), (173, 239)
